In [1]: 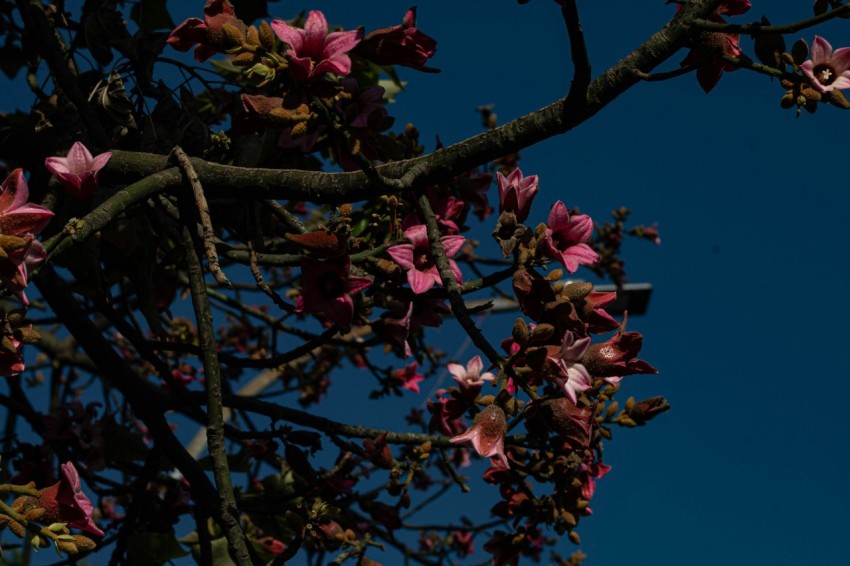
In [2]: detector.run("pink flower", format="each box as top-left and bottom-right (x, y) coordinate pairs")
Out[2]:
(387, 225), (464, 294)
(36, 461), (104, 537)
(448, 355), (496, 390)
(450, 404), (509, 469)
(394, 362), (424, 394)
(801, 36), (850, 93)
(542, 201), (598, 273)
(0, 169), (54, 305)
(497, 168), (538, 223)
(296, 256), (371, 328)
(44, 141), (112, 200)
(271, 11), (363, 82)
(355, 8), (438, 71)
(166, 0), (246, 62)
(582, 330), (658, 384)
(546, 331), (592, 403)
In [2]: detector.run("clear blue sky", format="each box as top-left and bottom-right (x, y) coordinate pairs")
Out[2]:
(6, 1), (850, 565)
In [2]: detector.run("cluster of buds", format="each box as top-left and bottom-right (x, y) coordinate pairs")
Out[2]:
(0, 462), (102, 557)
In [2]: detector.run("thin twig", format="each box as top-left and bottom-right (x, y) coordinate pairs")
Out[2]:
(179, 223), (253, 565)
(561, 0), (592, 110)
(693, 4), (850, 35)
(248, 240), (296, 313)
(169, 146), (232, 288)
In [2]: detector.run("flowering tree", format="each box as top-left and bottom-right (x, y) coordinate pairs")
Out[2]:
(0, 0), (845, 563)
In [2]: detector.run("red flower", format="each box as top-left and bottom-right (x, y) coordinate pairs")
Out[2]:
(166, 0), (247, 62)
(36, 462), (104, 537)
(356, 8), (438, 71)
(582, 328), (658, 383)
(296, 256), (370, 328)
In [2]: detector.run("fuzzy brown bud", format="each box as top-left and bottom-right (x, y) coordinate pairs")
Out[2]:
(259, 20), (275, 50)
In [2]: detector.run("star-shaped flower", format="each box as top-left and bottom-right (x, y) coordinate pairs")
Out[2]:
(271, 11), (363, 82)
(45, 141), (112, 200)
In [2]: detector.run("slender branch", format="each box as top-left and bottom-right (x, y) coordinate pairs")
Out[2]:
(561, 0), (591, 109)
(720, 54), (803, 82)
(202, 392), (457, 447)
(693, 4), (850, 35)
(179, 223), (252, 565)
(416, 193), (504, 369)
(170, 146), (232, 288)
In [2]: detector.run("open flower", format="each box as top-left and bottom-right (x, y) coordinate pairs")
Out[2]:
(271, 11), (362, 82)
(387, 225), (464, 294)
(801, 36), (850, 93)
(44, 141), (112, 200)
(394, 361), (424, 394)
(355, 7), (438, 71)
(0, 170), (54, 304)
(296, 256), (371, 328)
(541, 201), (598, 273)
(450, 405), (509, 469)
(497, 168), (538, 223)
(546, 331), (592, 403)
(166, 0), (247, 62)
(31, 461), (104, 537)
(448, 355), (496, 390)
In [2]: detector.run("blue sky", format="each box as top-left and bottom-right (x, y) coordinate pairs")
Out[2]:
(5, 1), (850, 564)
(312, 2), (850, 564)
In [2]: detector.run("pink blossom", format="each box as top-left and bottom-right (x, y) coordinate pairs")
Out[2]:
(387, 225), (464, 294)
(271, 11), (363, 82)
(450, 404), (509, 469)
(801, 36), (850, 93)
(542, 201), (598, 273)
(35, 461), (104, 537)
(497, 168), (538, 223)
(356, 8), (438, 71)
(44, 141), (112, 200)
(0, 169), (54, 305)
(296, 256), (371, 328)
(448, 355), (496, 390)
(394, 362), (424, 393)
(546, 331), (592, 403)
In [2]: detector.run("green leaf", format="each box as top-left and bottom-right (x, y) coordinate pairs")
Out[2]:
(130, 0), (175, 31)
(126, 531), (190, 565)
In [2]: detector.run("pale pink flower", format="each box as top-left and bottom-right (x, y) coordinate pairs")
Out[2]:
(44, 141), (112, 200)
(271, 11), (363, 82)
(387, 225), (464, 294)
(448, 355), (496, 389)
(497, 168), (538, 223)
(542, 201), (598, 273)
(450, 404), (509, 469)
(801, 36), (850, 93)
(546, 331), (592, 403)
